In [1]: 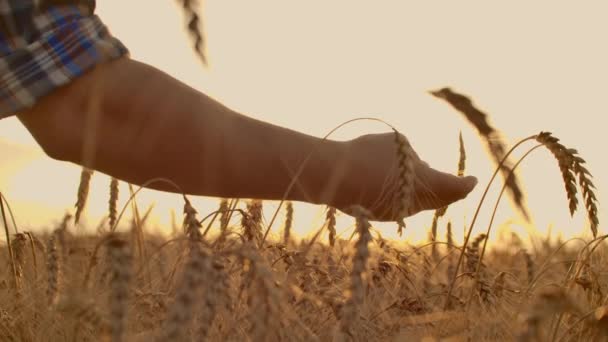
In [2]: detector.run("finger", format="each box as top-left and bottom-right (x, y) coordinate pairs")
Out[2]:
(413, 165), (478, 212)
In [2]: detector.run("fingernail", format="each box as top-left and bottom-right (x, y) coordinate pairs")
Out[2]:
(464, 176), (478, 191)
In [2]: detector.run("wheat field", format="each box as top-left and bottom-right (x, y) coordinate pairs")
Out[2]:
(0, 89), (605, 341)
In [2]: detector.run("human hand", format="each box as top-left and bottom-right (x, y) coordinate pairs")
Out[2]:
(333, 133), (478, 221)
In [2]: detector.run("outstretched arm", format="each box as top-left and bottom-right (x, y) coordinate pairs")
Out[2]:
(17, 57), (477, 220)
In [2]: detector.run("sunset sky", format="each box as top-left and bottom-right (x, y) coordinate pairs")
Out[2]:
(0, 1), (606, 244)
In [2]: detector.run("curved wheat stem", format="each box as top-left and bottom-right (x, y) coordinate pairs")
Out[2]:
(0, 194), (18, 290)
(443, 134), (536, 309)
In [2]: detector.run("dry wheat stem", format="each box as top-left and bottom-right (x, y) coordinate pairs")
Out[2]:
(566, 235), (608, 293)
(466, 144), (543, 309)
(522, 250), (535, 286)
(110, 178), (184, 232)
(11, 234), (26, 288)
(127, 183), (146, 263)
(434, 132), (467, 221)
(223, 198), (240, 229)
(443, 134), (536, 310)
(555, 308), (599, 342)
(0, 193), (18, 290)
(524, 237), (586, 295)
(201, 201), (224, 238)
(0, 192), (20, 234)
(23, 231), (40, 279)
(57, 298), (110, 339)
(82, 234), (116, 287)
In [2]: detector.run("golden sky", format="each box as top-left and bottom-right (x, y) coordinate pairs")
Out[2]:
(0, 1), (606, 243)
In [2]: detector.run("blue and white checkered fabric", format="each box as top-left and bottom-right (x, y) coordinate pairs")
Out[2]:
(0, 0), (128, 118)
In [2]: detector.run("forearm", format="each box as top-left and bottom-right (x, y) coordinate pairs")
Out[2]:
(18, 58), (355, 205)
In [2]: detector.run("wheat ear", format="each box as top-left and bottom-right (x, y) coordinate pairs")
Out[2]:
(177, 0), (208, 66)
(536, 132), (599, 237)
(327, 207), (337, 247)
(75, 168), (93, 224)
(162, 198), (211, 341)
(106, 236), (132, 342)
(393, 130), (416, 225)
(340, 206), (372, 337)
(109, 178), (119, 228)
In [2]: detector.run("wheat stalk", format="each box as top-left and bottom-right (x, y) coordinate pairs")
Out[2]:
(393, 130), (416, 224)
(218, 198), (230, 234)
(177, 0), (208, 66)
(106, 236), (132, 342)
(327, 207), (337, 247)
(465, 234), (486, 273)
(57, 297), (111, 340)
(11, 234), (26, 288)
(238, 247), (285, 341)
(458, 131), (467, 177)
(242, 200), (263, 245)
(109, 178), (119, 228)
(45, 230), (62, 306)
(23, 231), (41, 279)
(430, 216), (439, 261)
(536, 132), (599, 237)
(430, 87), (528, 219)
(162, 198), (212, 341)
(196, 259), (229, 339)
(522, 249), (535, 286)
(340, 206), (372, 337)
(283, 201), (294, 244)
(75, 168), (93, 224)
(0, 193), (18, 290)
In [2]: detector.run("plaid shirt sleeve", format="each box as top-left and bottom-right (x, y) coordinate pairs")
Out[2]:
(0, 0), (129, 118)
